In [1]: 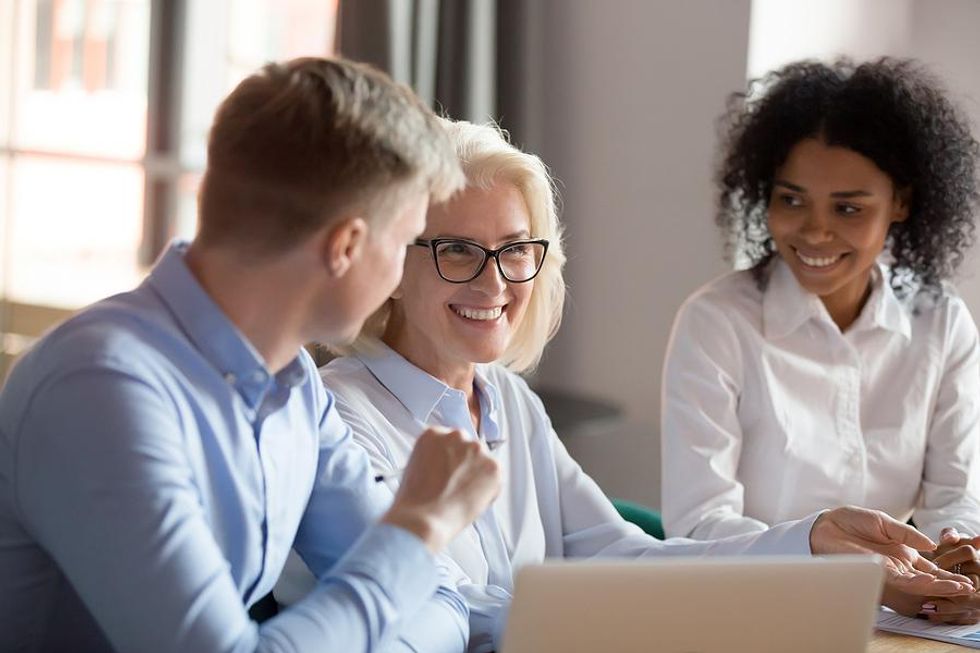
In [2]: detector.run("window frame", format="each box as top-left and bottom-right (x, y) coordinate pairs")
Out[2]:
(0, 0), (185, 379)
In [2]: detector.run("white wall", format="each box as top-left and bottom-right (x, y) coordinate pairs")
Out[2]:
(519, 0), (754, 509)
(747, 0), (916, 79)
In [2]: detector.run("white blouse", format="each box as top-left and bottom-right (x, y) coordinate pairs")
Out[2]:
(662, 259), (980, 542)
(316, 343), (816, 652)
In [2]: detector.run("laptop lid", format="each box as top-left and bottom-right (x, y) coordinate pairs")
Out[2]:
(500, 555), (883, 653)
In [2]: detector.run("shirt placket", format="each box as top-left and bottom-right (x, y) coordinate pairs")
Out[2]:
(836, 342), (867, 504)
(241, 371), (281, 606)
(439, 391), (514, 591)
(473, 507), (514, 591)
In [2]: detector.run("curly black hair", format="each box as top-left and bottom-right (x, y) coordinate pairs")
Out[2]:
(716, 57), (980, 295)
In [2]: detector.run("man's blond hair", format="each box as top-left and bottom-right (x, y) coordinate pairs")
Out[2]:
(197, 57), (464, 253)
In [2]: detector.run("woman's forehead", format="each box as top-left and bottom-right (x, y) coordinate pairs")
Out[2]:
(775, 138), (895, 195)
(426, 183), (531, 239)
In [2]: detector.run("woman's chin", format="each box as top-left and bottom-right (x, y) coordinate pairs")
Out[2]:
(455, 339), (510, 366)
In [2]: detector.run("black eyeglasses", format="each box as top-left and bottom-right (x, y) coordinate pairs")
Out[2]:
(411, 238), (550, 284)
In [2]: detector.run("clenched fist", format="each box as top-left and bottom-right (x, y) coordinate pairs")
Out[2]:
(381, 427), (502, 553)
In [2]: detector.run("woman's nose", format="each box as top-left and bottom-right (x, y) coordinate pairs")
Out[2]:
(798, 207), (834, 243)
(469, 256), (508, 294)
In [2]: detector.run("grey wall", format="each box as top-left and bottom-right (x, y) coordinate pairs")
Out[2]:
(516, 0), (754, 509)
(905, 0), (980, 313)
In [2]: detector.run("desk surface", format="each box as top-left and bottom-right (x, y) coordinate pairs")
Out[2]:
(870, 631), (970, 651)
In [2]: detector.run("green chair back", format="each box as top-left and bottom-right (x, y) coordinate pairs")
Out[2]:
(611, 498), (665, 540)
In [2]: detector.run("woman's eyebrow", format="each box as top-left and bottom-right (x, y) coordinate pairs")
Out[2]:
(774, 180), (872, 199)
(431, 230), (531, 241)
(774, 179), (806, 192)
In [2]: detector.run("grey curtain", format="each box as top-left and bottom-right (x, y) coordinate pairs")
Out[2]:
(336, 0), (527, 132)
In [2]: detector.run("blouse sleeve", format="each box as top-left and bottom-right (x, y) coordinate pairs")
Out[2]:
(913, 297), (980, 539)
(660, 294), (769, 539)
(517, 380), (813, 558)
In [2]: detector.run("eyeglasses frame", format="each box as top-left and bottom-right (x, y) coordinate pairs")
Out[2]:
(411, 237), (550, 284)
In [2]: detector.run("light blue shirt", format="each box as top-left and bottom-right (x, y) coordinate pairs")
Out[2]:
(0, 243), (468, 653)
(293, 343), (819, 652)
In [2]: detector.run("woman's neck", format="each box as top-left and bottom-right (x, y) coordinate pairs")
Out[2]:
(381, 330), (480, 431)
(381, 331), (476, 402)
(818, 269), (875, 332)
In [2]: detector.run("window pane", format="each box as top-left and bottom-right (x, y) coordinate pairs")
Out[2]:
(0, 1), (14, 147)
(181, 0), (338, 169)
(0, 155), (9, 295)
(7, 156), (144, 308)
(11, 0), (150, 159)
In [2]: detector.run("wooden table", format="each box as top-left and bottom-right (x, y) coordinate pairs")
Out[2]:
(870, 631), (971, 651)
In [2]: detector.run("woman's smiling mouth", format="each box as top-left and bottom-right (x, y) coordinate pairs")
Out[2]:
(450, 304), (505, 321)
(794, 248), (847, 269)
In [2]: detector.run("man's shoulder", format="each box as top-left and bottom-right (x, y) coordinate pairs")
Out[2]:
(0, 287), (192, 416)
(25, 288), (179, 372)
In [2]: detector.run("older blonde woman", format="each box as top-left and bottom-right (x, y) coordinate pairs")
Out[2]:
(278, 118), (974, 652)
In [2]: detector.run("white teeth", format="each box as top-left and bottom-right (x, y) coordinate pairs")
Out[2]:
(796, 251), (842, 268)
(453, 305), (503, 321)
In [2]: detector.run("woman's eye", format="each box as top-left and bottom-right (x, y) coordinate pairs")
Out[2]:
(777, 194), (803, 207)
(836, 203), (861, 216)
(439, 243), (470, 256)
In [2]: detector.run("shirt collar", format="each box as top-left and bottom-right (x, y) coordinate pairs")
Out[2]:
(853, 264), (912, 340)
(474, 367), (502, 442)
(145, 240), (307, 408)
(356, 342), (451, 422)
(763, 258), (911, 340)
(355, 341), (503, 442)
(762, 259), (826, 339)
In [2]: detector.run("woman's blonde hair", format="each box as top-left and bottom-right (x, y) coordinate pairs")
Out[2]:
(347, 117), (566, 373)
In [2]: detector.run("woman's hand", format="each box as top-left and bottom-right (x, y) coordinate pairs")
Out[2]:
(897, 527), (980, 624)
(921, 595), (980, 625)
(810, 507), (974, 603)
(931, 527), (980, 587)
(881, 585), (980, 623)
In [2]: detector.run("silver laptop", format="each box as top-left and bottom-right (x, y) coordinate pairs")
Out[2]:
(500, 556), (883, 653)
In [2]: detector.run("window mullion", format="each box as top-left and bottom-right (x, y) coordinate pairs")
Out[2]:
(141, 0), (186, 267)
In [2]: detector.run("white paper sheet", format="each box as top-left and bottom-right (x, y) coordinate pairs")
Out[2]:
(876, 608), (980, 648)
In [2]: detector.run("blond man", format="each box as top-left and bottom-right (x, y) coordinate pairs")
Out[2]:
(0, 58), (499, 653)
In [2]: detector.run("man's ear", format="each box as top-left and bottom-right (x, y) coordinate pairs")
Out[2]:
(322, 216), (369, 278)
(893, 187), (912, 223)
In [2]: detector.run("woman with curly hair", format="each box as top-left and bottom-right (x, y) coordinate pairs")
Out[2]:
(661, 58), (980, 619)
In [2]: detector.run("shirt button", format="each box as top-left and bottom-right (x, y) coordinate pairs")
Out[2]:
(223, 372), (237, 384)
